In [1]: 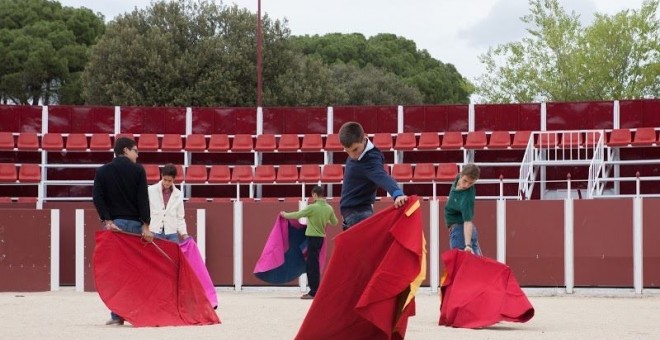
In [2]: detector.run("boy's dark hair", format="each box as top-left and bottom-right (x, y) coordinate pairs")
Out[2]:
(161, 163), (177, 178)
(311, 185), (324, 197)
(338, 122), (365, 148)
(461, 163), (480, 180)
(114, 137), (137, 157)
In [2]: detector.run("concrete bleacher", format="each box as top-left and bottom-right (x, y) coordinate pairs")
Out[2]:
(1, 100), (660, 204)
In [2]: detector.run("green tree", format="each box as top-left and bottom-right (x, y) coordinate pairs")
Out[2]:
(0, 0), (105, 104)
(82, 0), (295, 107)
(476, 0), (660, 103)
(291, 33), (471, 104)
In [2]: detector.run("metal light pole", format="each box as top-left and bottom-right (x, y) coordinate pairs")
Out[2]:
(256, 0), (263, 107)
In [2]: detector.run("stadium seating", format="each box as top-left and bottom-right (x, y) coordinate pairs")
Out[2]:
(161, 134), (183, 151)
(90, 133), (111, 151)
(301, 134), (323, 151)
(17, 132), (39, 151)
(394, 132), (416, 151)
(278, 134), (300, 151)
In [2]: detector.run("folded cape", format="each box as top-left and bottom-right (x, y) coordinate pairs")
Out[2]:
(180, 237), (218, 309)
(439, 249), (534, 328)
(93, 230), (220, 327)
(253, 216), (327, 284)
(296, 197), (426, 340)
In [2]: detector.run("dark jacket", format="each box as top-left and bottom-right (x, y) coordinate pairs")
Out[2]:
(340, 147), (403, 214)
(92, 156), (151, 224)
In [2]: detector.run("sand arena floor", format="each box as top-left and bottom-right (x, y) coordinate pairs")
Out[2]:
(1, 288), (659, 340)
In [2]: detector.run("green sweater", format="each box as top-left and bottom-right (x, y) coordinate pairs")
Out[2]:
(283, 199), (338, 237)
(444, 175), (476, 227)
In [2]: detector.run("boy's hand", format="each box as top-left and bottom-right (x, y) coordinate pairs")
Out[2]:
(394, 195), (408, 208)
(279, 211), (287, 217)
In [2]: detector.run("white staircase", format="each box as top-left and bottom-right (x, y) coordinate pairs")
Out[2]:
(518, 130), (607, 199)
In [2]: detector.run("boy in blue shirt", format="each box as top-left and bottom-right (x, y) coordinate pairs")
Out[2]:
(338, 122), (408, 230)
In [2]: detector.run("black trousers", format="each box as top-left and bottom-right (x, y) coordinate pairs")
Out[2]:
(306, 236), (324, 296)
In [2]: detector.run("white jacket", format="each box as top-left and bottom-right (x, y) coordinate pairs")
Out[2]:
(148, 181), (188, 236)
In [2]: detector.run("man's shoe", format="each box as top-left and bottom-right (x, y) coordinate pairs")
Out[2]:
(105, 318), (124, 325)
(300, 294), (314, 300)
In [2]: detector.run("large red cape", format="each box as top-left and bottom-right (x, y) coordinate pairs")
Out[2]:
(439, 249), (534, 328)
(296, 197), (426, 340)
(93, 230), (220, 327)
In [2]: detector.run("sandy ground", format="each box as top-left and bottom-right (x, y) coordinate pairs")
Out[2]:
(1, 288), (659, 340)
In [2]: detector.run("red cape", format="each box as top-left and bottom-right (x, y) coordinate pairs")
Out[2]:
(93, 231), (220, 327)
(296, 197), (426, 340)
(439, 249), (534, 328)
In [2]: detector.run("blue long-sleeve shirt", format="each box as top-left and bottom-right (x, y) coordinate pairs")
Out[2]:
(339, 146), (403, 214)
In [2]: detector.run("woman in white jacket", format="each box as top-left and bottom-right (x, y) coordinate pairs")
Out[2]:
(148, 164), (188, 242)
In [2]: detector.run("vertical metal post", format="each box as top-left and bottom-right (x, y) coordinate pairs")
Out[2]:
(75, 209), (84, 292)
(50, 209), (60, 291)
(233, 200), (243, 291)
(197, 209), (206, 262)
(564, 197), (574, 294)
(429, 199), (439, 292)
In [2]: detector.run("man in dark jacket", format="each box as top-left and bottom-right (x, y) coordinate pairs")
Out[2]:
(93, 136), (152, 325)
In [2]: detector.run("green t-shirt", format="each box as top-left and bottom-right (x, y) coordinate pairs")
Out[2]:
(444, 175), (476, 227)
(283, 199), (338, 237)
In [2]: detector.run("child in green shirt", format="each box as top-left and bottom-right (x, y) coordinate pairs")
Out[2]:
(280, 185), (338, 299)
(444, 164), (482, 255)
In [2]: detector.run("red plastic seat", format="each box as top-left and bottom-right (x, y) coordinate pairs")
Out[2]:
(18, 163), (40, 183)
(254, 165), (276, 183)
(559, 132), (583, 148)
(138, 134), (159, 151)
(464, 131), (487, 149)
(184, 165), (208, 183)
(278, 134), (300, 152)
(299, 164), (321, 182)
(90, 133), (111, 151)
(185, 134), (207, 151)
(391, 163), (413, 182)
(372, 133), (393, 150)
(174, 164), (185, 183)
(142, 164), (161, 184)
(412, 163), (436, 182)
(584, 131), (603, 147)
(115, 133), (134, 141)
(321, 164), (343, 182)
(632, 127), (656, 146)
(535, 132), (558, 148)
(301, 134), (323, 151)
(16, 197), (37, 203)
(65, 133), (88, 151)
(488, 131), (511, 149)
(0, 132), (14, 150)
(254, 134), (276, 152)
(41, 133), (64, 151)
(276, 165), (299, 183)
(17, 132), (39, 151)
(324, 134), (343, 151)
(437, 163), (459, 182)
(394, 132), (416, 151)
(441, 131), (463, 149)
(208, 134), (230, 152)
(208, 165), (231, 183)
(417, 132), (439, 150)
(607, 129), (632, 147)
(187, 197), (209, 203)
(231, 165), (253, 183)
(0, 196), (11, 203)
(0, 163), (17, 182)
(232, 134), (253, 152)
(511, 131), (532, 148)
(161, 134), (183, 151)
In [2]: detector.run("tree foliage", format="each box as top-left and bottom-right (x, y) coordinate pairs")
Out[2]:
(476, 0), (660, 103)
(83, 0), (296, 107)
(291, 33), (471, 104)
(0, 0), (105, 105)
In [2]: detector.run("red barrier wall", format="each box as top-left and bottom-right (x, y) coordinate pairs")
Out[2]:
(0, 209), (52, 291)
(574, 199), (633, 287)
(506, 200), (564, 286)
(642, 198), (660, 287)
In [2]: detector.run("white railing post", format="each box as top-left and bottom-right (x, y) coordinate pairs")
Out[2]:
(564, 197), (574, 294)
(233, 200), (243, 291)
(75, 209), (85, 292)
(496, 198), (506, 264)
(633, 194), (643, 294)
(196, 209), (206, 262)
(50, 209), (60, 291)
(429, 199), (439, 292)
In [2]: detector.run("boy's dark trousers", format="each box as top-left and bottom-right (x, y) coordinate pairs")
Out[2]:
(306, 236), (324, 296)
